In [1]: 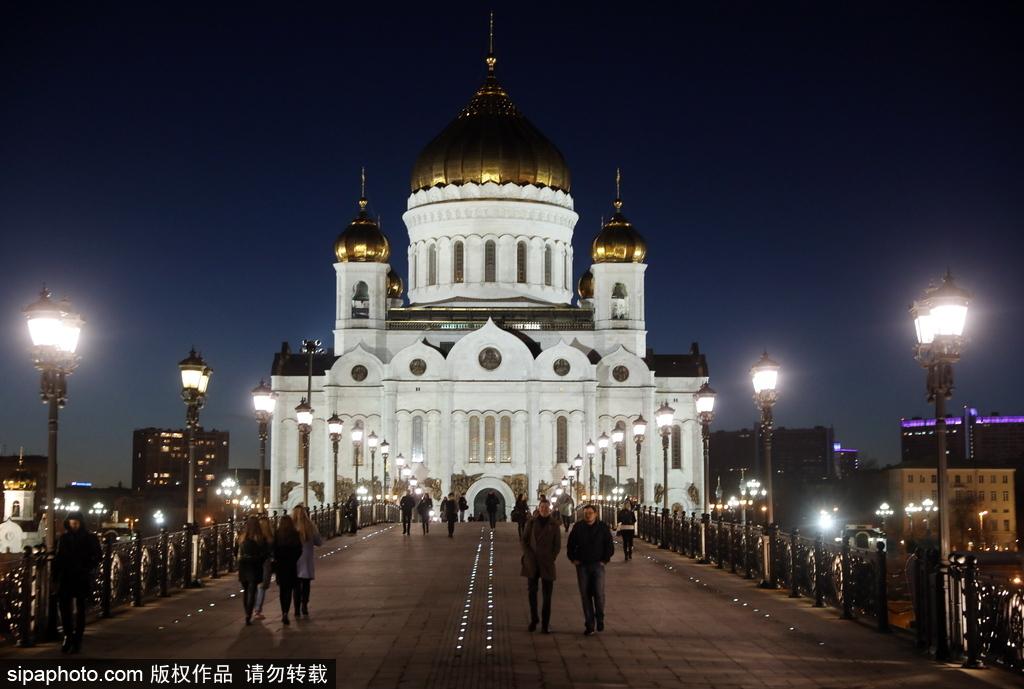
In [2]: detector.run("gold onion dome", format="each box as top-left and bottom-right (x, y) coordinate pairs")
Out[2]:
(334, 172), (390, 263)
(577, 270), (594, 300)
(591, 196), (647, 263)
(4, 451), (36, 491)
(386, 269), (404, 298)
(410, 38), (570, 193)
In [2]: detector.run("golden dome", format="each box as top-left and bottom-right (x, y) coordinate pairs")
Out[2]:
(386, 269), (404, 299)
(334, 179), (390, 263)
(591, 197), (646, 263)
(410, 51), (570, 193)
(577, 270), (594, 300)
(4, 452), (36, 491)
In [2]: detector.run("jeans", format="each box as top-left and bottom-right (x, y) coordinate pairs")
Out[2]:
(447, 518), (456, 537)
(562, 515), (572, 532)
(240, 572), (261, 618)
(621, 531), (634, 557)
(517, 521), (525, 539)
(575, 562), (606, 630)
(295, 578), (311, 614)
(279, 577), (296, 616)
(488, 511), (497, 528)
(402, 513), (412, 534)
(254, 559), (273, 612)
(421, 516), (430, 533)
(58, 592), (87, 642)
(528, 576), (553, 627)
(459, 510), (466, 522)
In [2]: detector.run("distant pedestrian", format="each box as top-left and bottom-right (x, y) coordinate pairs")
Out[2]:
(458, 494), (469, 522)
(253, 516), (275, 619)
(400, 490), (416, 535)
(521, 499), (561, 633)
(559, 495), (574, 532)
(272, 515), (302, 625)
(417, 493), (433, 534)
(292, 505), (323, 618)
(237, 516), (270, 625)
(567, 504), (614, 635)
(512, 494), (529, 538)
(346, 492), (359, 534)
(53, 511), (101, 653)
(485, 491), (499, 528)
(616, 500), (637, 561)
(443, 492), (459, 537)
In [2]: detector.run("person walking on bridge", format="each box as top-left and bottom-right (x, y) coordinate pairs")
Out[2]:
(253, 516), (275, 619)
(521, 498), (561, 633)
(417, 492), (433, 534)
(443, 492), (459, 537)
(345, 492), (359, 534)
(616, 499), (637, 561)
(458, 493), (469, 522)
(400, 490), (416, 535)
(53, 510), (101, 653)
(567, 504), (614, 636)
(485, 491), (499, 528)
(237, 516), (270, 625)
(558, 495), (575, 532)
(292, 505), (322, 618)
(272, 515), (302, 625)
(512, 494), (529, 538)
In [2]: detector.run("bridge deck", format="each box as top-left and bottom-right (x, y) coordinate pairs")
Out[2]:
(3, 523), (1012, 689)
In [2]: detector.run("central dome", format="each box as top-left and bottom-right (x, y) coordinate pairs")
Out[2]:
(410, 57), (571, 193)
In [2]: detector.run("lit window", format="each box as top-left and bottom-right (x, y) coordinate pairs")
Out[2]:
(544, 244), (552, 286)
(671, 425), (682, 469)
(412, 416), (425, 465)
(500, 416), (512, 463)
(453, 241), (464, 283)
(484, 416), (495, 463)
(428, 244), (437, 286)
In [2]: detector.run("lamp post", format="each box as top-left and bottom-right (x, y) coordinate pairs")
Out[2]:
(380, 439), (391, 503)
(252, 380), (276, 512)
(655, 402), (675, 549)
(572, 455), (583, 499)
(905, 502), (920, 538)
(24, 288), (83, 556)
(597, 433), (610, 497)
(632, 415), (646, 504)
(367, 431), (379, 510)
(611, 423), (625, 491)
(178, 347), (211, 587)
(750, 352), (779, 525)
(216, 475), (242, 522)
(585, 439), (596, 499)
(351, 420), (364, 488)
(875, 502), (894, 536)
(920, 497), (938, 539)
(910, 271), (970, 561)
(295, 399), (313, 506)
(328, 414), (343, 503)
(977, 510), (988, 549)
(694, 383), (716, 515)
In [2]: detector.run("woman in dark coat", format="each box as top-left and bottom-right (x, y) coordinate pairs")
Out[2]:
(416, 493), (433, 534)
(272, 515), (302, 625)
(511, 495), (530, 538)
(53, 511), (101, 653)
(521, 499), (562, 633)
(237, 516), (270, 625)
(616, 500), (638, 561)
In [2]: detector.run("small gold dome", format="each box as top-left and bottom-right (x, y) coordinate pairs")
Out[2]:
(577, 270), (594, 300)
(4, 454), (36, 491)
(386, 269), (404, 299)
(591, 198), (646, 263)
(334, 196), (390, 263)
(410, 53), (570, 193)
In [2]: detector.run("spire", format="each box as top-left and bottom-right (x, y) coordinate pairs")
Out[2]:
(18, 447), (24, 467)
(359, 167), (368, 211)
(485, 11), (496, 75)
(613, 167), (623, 211)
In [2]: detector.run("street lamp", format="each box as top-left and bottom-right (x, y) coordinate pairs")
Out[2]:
(153, 510), (165, 526)
(632, 415), (646, 503)
(817, 509), (835, 534)
(750, 352), (779, 525)
(178, 347), (211, 587)
(251, 380), (276, 512)
(597, 432), (610, 496)
(351, 420), (364, 488)
(328, 414), (344, 503)
(875, 502), (894, 535)
(905, 502), (920, 537)
(585, 439), (596, 499)
(380, 439), (391, 502)
(367, 431), (379, 511)
(978, 510), (988, 549)
(24, 288), (83, 555)
(655, 401), (675, 549)
(89, 502), (105, 519)
(611, 422), (625, 491)
(572, 454), (583, 500)
(911, 271), (970, 561)
(216, 475), (242, 522)
(295, 398), (313, 506)
(694, 382), (716, 517)
(920, 497), (938, 538)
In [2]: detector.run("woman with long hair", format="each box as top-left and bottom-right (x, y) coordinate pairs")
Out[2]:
(291, 505), (323, 618)
(237, 516), (270, 625)
(252, 516), (275, 619)
(272, 515), (302, 625)
(616, 499), (637, 561)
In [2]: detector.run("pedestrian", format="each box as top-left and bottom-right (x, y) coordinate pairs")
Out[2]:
(272, 514), (302, 625)
(559, 495), (574, 532)
(237, 516), (270, 625)
(521, 499), (561, 633)
(616, 499), (637, 561)
(512, 494), (529, 538)
(443, 492), (459, 537)
(458, 493), (469, 522)
(53, 511), (101, 653)
(253, 516), (275, 619)
(485, 491), (499, 528)
(400, 490), (416, 535)
(346, 492), (359, 534)
(440, 494), (450, 521)
(417, 492), (433, 534)
(567, 503), (614, 635)
(292, 505), (323, 618)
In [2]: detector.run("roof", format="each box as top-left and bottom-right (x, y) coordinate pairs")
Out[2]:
(272, 342), (339, 377)
(644, 343), (709, 378)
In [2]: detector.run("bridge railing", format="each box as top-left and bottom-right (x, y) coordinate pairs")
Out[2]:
(1, 501), (399, 649)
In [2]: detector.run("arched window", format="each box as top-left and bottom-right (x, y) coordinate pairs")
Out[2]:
(611, 282), (629, 320)
(412, 416), (425, 465)
(468, 417), (480, 463)
(500, 416), (512, 462)
(484, 416), (496, 463)
(671, 425), (682, 469)
(453, 241), (465, 283)
(616, 420), (627, 466)
(427, 244), (437, 286)
(544, 244), (552, 286)
(516, 241), (527, 283)
(11, 501), (20, 518)
(351, 281), (369, 318)
(484, 240), (496, 282)
(556, 416), (568, 463)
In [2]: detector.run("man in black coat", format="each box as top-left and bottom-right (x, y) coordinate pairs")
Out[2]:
(346, 493), (360, 534)
(53, 511), (102, 653)
(399, 490), (416, 535)
(458, 494), (469, 522)
(443, 492), (459, 537)
(566, 504), (614, 635)
(485, 491), (499, 529)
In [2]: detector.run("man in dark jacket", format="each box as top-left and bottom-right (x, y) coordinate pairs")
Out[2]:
(53, 511), (102, 653)
(566, 504), (614, 635)
(346, 492), (359, 534)
(485, 491), (499, 528)
(521, 499), (561, 633)
(417, 493), (433, 534)
(399, 491), (416, 535)
(443, 492), (459, 537)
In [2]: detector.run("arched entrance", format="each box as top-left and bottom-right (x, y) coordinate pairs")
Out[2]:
(465, 477), (515, 522)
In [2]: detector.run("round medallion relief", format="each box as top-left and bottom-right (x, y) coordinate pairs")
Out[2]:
(351, 365), (368, 382)
(409, 359), (426, 376)
(553, 358), (571, 377)
(478, 347), (502, 371)
(612, 365), (630, 382)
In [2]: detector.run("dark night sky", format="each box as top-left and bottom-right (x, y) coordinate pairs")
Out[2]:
(1, 2), (1022, 487)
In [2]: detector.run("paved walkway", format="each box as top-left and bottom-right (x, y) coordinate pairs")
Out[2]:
(3, 522), (1017, 689)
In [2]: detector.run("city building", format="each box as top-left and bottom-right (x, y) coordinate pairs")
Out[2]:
(834, 444), (860, 478)
(900, 408), (1024, 465)
(267, 41), (710, 516)
(131, 428), (229, 498)
(709, 425), (842, 485)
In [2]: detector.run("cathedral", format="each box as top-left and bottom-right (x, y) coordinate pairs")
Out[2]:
(268, 37), (709, 519)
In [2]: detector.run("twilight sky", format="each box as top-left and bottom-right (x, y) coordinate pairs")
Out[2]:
(1, 2), (1022, 486)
